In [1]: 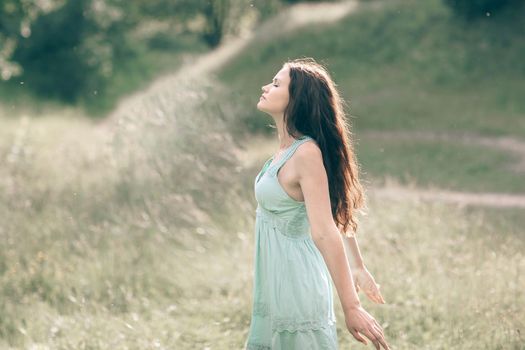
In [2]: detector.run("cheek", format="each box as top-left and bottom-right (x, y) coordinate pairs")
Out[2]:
(278, 91), (289, 107)
(267, 89), (289, 109)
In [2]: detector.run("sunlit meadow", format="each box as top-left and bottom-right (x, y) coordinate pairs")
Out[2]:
(1, 0), (524, 349)
(1, 74), (524, 348)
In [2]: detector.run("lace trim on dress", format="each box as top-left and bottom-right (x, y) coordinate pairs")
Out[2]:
(246, 341), (271, 350)
(272, 317), (337, 333)
(253, 301), (336, 332)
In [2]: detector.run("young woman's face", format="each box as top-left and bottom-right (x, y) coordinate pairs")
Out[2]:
(257, 65), (290, 116)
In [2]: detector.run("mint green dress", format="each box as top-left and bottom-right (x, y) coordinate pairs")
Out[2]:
(245, 135), (339, 350)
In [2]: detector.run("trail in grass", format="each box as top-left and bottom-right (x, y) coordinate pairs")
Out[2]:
(367, 183), (525, 209)
(243, 133), (525, 209)
(97, 0), (361, 130)
(96, 0), (525, 207)
(361, 130), (525, 173)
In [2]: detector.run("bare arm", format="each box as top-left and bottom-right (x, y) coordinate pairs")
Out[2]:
(296, 142), (390, 350)
(295, 143), (361, 314)
(342, 234), (365, 270)
(314, 227), (362, 312)
(342, 232), (386, 304)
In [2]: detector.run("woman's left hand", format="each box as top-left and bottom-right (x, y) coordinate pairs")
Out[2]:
(352, 266), (386, 304)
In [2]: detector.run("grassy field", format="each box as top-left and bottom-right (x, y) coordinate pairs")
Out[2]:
(219, 0), (525, 137)
(170, 194), (525, 350)
(0, 76), (252, 349)
(0, 32), (209, 119)
(2, 121), (523, 349)
(2, 113), (523, 350)
(217, 0), (525, 194)
(0, 0), (524, 349)
(356, 136), (525, 193)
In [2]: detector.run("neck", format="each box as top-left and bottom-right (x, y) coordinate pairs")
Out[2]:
(275, 117), (303, 150)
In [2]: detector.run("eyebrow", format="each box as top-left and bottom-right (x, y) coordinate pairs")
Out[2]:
(273, 78), (280, 83)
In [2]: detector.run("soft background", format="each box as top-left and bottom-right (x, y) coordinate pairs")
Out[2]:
(1, 0), (524, 349)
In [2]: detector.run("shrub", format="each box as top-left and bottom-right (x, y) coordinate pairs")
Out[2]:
(443, 0), (521, 20)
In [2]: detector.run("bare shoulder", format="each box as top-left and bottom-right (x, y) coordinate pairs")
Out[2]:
(294, 139), (324, 176)
(295, 139), (322, 161)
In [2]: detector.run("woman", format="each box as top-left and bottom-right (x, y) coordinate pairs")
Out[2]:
(245, 58), (391, 350)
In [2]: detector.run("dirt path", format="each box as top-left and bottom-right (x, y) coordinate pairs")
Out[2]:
(98, 0), (360, 131)
(367, 184), (525, 209)
(93, 0), (525, 209)
(361, 130), (525, 173)
(242, 134), (525, 209)
(255, 0), (359, 42)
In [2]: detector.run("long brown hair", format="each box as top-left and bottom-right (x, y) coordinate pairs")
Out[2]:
(283, 57), (367, 237)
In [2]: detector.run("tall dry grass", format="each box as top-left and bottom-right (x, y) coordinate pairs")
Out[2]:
(0, 75), (253, 349)
(0, 73), (523, 350)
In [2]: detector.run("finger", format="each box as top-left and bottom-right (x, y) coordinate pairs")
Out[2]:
(372, 319), (384, 335)
(372, 323), (384, 337)
(365, 287), (381, 303)
(370, 327), (387, 350)
(376, 332), (391, 350)
(369, 325), (390, 350)
(369, 284), (385, 304)
(368, 289), (380, 303)
(349, 328), (367, 345)
(376, 294), (385, 304)
(365, 280), (375, 291)
(377, 290), (386, 303)
(359, 325), (379, 347)
(361, 328), (381, 350)
(375, 285), (386, 303)
(374, 290), (385, 304)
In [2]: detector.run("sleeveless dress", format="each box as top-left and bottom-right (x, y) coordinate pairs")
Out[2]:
(245, 135), (339, 350)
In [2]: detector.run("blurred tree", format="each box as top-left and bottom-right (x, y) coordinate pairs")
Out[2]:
(127, 0), (237, 47)
(10, 0), (134, 102)
(0, 0), (64, 80)
(443, 0), (522, 20)
(202, 0), (230, 47)
(0, 0), (296, 107)
(282, 0), (338, 2)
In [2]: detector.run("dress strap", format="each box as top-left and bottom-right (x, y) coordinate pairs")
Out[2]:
(267, 135), (314, 176)
(255, 157), (273, 184)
